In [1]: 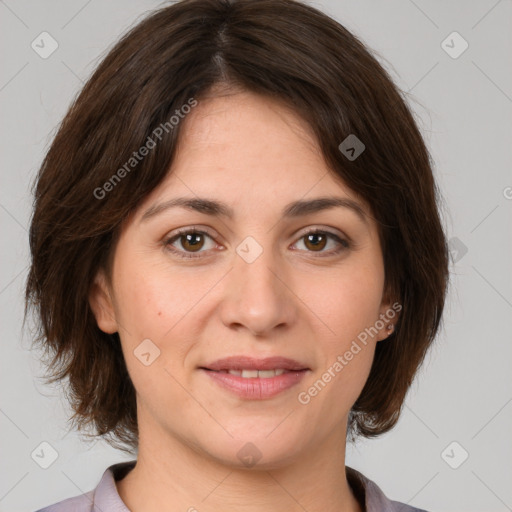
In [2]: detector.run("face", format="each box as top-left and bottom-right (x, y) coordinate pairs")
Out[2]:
(90, 89), (394, 469)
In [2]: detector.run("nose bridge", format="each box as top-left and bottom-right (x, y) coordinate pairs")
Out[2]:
(221, 234), (295, 335)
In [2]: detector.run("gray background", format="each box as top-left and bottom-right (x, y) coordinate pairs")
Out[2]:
(1, 1), (511, 511)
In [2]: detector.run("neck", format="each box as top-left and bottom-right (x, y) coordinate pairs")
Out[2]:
(117, 418), (363, 512)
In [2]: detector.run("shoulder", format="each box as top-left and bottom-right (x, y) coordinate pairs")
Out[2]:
(34, 490), (95, 512)
(34, 460), (136, 512)
(346, 466), (431, 512)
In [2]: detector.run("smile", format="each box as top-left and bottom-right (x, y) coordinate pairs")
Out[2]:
(201, 368), (308, 399)
(216, 369), (288, 378)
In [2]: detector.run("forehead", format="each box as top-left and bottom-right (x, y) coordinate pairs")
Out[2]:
(175, 90), (323, 175)
(150, 92), (365, 207)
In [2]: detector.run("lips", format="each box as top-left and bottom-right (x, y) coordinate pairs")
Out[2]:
(199, 356), (310, 399)
(201, 355), (309, 372)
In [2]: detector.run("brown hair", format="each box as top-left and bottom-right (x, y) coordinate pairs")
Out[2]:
(24, 0), (449, 452)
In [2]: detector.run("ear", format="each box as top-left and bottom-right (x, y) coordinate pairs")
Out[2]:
(89, 269), (118, 334)
(375, 290), (400, 342)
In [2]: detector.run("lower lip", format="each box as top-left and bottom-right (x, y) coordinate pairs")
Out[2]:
(201, 369), (308, 400)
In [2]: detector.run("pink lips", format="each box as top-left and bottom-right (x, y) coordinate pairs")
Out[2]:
(203, 356), (308, 372)
(200, 356), (309, 400)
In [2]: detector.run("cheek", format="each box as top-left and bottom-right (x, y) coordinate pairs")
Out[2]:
(302, 281), (379, 414)
(297, 260), (383, 405)
(113, 273), (170, 341)
(111, 260), (198, 400)
(112, 250), (183, 334)
(304, 262), (385, 346)
(111, 254), (217, 363)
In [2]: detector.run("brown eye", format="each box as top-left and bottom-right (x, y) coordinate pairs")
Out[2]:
(179, 232), (205, 252)
(164, 229), (217, 259)
(164, 227), (349, 260)
(293, 229), (350, 257)
(303, 232), (328, 252)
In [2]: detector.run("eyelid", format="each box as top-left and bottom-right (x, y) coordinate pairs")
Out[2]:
(290, 226), (351, 254)
(165, 225), (219, 241)
(163, 224), (351, 259)
(165, 224), (349, 243)
(295, 225), (351, 243)
(162, 226), (220, 260)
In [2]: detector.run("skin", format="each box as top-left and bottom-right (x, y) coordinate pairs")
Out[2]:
(89, 88), (396, 512)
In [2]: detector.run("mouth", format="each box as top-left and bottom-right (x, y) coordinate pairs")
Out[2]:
(201, 355), (309, 372)
(199, 356), (310, 400)
(204, 368), (296, 378)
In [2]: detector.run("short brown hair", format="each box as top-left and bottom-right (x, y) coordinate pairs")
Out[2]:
(25, 0), (449, 452)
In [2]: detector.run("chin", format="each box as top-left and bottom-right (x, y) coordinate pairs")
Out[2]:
(192, 423), (306, 470)
(210, 439), (303, 471)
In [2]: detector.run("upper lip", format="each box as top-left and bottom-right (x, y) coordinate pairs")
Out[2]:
(201, 356), (309, 371)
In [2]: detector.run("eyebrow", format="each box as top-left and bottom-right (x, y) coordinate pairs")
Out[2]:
(140, 196), (368, 225)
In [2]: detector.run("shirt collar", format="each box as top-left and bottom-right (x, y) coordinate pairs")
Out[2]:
(93, 460), (418, 512)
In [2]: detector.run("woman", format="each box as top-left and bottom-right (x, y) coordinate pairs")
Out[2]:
(25, 0), (449, 511)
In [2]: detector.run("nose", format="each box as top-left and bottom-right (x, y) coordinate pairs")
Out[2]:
(218, 242), (297, 337)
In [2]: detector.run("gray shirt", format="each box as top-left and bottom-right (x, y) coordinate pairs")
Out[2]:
(35, 461), (429, 512)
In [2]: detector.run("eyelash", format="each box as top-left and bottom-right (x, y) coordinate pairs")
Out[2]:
(163, 227), (350, 260)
